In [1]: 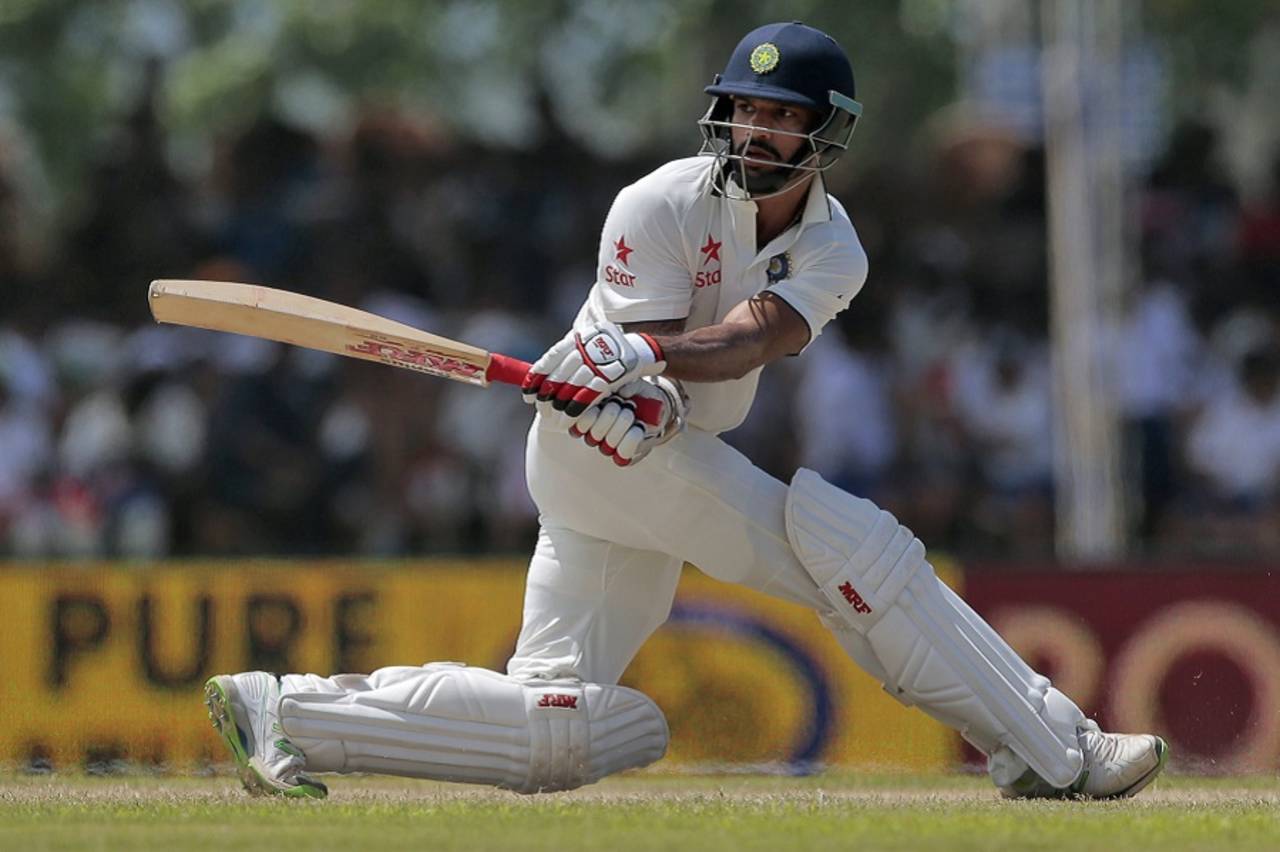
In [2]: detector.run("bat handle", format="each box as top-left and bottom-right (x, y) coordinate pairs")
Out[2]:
(485, 353), (535, 387)
(486, 353), (665, 427)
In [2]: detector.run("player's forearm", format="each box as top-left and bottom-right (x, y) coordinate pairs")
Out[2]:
(645, 293), (809, 383)
(651, 321), (772, 382)
(622, 316), (764, 382)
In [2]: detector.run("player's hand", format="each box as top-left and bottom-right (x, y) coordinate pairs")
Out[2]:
(521, 321), (666, 420)
(569, 377), (687, 467)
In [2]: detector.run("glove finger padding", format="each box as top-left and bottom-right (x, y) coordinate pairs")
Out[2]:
(569, 403), (602, 438)
(522, 332), (578, 402)
(555, 365), (607, 415)
(583, 399), (627, 446)
(600, 406), (637, 459)
(580, 376), (687, 467)
(540, 357), (588, 402)
(611, 424), (648, 465)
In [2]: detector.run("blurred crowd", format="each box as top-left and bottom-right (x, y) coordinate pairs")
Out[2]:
(2, 74), (1279, 562)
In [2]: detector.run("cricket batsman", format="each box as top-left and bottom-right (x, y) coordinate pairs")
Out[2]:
(205, 21), (1168, 800)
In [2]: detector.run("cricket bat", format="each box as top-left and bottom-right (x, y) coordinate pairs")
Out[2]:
(147, 279), (662, 423)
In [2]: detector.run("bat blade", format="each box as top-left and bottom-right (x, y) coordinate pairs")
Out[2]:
(148, 279), (498, 386)
(146, 279), (662, 425)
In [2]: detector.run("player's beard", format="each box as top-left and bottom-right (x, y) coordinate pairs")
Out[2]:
(728, 138), (809, 196)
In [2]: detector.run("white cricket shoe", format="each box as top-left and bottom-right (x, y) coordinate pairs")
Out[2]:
(204, 672), (328, 799)
(999, 720), (1169, 799)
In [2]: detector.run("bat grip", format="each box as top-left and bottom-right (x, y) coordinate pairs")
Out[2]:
(486, 353), (664, 427)
(485, 353), (534, 387)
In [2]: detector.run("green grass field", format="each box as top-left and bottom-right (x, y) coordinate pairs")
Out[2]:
(1, 771), (1276, 851)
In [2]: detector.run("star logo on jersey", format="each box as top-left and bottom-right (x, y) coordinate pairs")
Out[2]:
(613, 235), (634, 265)
(605, 235), (637, 287)
(695, 234), (722, 289)
(699, 234), (722, 265)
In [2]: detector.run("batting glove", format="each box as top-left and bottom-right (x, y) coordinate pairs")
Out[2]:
(570, 377), (687, 467)
(521, 321), (666, 420)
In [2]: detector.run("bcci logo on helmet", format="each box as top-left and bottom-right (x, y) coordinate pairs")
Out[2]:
(749, 42), (780, 74)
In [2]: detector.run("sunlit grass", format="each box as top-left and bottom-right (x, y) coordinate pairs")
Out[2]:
(1, 771), (1276, 851)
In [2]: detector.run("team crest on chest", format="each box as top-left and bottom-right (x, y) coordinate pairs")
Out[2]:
(766, 251), (792, 283)
(749, 42), (780, 74)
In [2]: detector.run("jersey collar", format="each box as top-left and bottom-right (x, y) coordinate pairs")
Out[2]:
(800, 173), (832, 225)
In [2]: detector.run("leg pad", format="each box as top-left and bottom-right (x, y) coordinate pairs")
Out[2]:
(280, 663), (668, 794)
(786, 468), (1084, 788)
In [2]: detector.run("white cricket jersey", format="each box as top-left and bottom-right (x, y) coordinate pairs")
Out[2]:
(575, 156), (869, 434)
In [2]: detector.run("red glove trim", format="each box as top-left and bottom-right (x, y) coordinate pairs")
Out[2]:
(556, 381), (585, 404)
(568, 386), (602, 414)
(637, 333), (664, 362)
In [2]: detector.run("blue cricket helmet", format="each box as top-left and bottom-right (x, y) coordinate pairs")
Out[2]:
(705, 21), (857, 111)
(698, 22), (863, 199)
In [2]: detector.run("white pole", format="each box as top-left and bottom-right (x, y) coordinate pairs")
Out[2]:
(1041, 0), (1128, 561)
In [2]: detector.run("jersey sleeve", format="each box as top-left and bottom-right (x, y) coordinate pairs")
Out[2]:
(765, 236), (868, 353)
(592, 182), (694, 323)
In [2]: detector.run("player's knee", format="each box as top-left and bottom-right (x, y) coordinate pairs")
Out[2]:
(441, 668), (669, 794)
(525, 679), (670, 793)
(784, 467), (927, 632)
(281, 664), (668, 794)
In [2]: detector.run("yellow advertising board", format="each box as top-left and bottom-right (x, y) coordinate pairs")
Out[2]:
(0, 560), (955, 772)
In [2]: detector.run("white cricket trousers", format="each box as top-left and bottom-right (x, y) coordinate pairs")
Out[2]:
(508, 416), (838, 685)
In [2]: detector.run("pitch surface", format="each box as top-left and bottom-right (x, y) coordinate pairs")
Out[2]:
(2, 771), (1277, 851)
